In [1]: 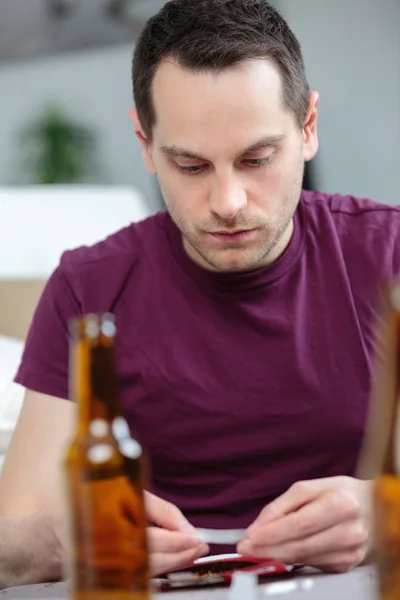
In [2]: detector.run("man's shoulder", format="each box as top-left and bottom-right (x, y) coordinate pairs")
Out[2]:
(302, 189), (400, 229)
(302, 189), (400, 282)
(57, 211), (168, 306)
(60, 211), (167, 273)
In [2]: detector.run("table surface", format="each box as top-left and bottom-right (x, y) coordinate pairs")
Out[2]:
(1, 565), (379, 600)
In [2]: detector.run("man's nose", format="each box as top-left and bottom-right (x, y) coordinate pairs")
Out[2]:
(209, 175), (247, 220)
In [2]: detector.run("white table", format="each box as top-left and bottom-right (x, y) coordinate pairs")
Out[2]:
(2, 565), (379, 599)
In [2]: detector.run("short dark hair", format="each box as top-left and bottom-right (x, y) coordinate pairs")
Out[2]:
(132, 0), (310, 141)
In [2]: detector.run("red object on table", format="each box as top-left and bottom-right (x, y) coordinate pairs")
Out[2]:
(153, 554), (297, 592)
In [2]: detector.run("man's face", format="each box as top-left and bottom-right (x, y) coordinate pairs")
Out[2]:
(135, 59), (318, 273)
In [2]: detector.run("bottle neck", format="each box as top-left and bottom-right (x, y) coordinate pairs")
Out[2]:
(381, 312), (400, 476)
(70, 340), (123, 431)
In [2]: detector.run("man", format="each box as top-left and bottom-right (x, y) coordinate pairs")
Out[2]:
(0, 0), (397, 588)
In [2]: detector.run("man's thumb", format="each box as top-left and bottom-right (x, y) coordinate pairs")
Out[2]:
(144, 491), (196, 533)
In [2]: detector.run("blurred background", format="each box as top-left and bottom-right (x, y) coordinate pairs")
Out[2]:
(0, 0), (399, 208)
(0, 0), (399, 464)
(0, 0), (165, 211)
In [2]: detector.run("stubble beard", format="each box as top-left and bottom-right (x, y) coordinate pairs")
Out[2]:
(161, 173), (303, 273)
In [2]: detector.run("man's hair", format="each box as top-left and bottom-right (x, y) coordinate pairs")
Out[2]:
(132, 0), (310, 141)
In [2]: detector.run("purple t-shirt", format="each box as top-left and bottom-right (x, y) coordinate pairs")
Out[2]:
(15, 190), (400, 530)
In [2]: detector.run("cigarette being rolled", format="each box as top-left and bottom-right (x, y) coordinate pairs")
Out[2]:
(195, 528), (247, 545)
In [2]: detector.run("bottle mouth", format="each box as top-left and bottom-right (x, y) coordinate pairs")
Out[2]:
(69, 313), (116, 341)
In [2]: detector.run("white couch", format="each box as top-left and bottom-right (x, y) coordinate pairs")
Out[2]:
(0, 185), (152, 278)
(0, 185), (153, 469)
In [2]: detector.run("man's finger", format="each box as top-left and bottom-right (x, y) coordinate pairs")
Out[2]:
(147, 527), (200, 553)
(248, 479), (335, 529)
(238, 520), (368, 564)
(247, 491), (359, 546)
(238, 544), (364, 573)
(145, 492), (195, 532)
(296, 549), (366, 573)
(150, 545), (209, 576)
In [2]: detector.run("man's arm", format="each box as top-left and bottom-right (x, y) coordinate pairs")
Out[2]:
(0, 390), (206, 589)
(0, 509), (63, 589)
(0, 390), (75, 588)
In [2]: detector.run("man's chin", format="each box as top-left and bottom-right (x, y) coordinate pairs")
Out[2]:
(199, 250), (268, 274)
(183, 235), (272, 273)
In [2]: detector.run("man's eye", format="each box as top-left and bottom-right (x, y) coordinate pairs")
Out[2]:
(177, 164), (205, 175)
(176, 156), (272, 175)
(244, 157), (272, 168)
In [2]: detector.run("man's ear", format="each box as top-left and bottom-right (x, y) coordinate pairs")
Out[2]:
(129, 108), (157, 175)
(303, 91), (319, 162)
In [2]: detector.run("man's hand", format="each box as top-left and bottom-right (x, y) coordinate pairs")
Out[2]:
(145, 492), (209, 575)
(237, 477), (373, 573)
(48, 492), (208, 582)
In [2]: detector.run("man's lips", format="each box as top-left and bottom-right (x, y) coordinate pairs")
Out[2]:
(209, 229), (258, 241)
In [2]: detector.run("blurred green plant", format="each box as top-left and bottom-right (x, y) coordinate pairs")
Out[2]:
(19, 103), (97, 184)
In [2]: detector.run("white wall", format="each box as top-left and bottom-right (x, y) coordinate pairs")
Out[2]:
(276, 0), (400, 205)
(0, 44), (163, 212)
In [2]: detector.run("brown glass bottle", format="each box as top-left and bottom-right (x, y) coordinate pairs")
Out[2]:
(63, 313), (150, 600)
(359, 284), (400, 600)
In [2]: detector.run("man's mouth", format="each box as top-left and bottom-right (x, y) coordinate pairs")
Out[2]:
(209, 229), (258, 242)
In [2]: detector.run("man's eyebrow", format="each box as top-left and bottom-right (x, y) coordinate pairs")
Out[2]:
(241, 134), (286, 155)
(159, 134), (286, 161)
(159, 145), (207, 160)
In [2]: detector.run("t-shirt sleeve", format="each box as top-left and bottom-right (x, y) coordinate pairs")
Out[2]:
(14, 266), (81, 400)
